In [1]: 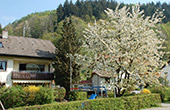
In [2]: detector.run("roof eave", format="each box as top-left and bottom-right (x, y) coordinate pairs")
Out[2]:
(0, 54), (55, 60)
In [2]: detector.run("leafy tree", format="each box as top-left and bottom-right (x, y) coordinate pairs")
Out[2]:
(4, 25), (14, 35)
(54, 16), (82, 99)
(0, 24), (2, 34)
(161, 22), (170, 60)
(76, 4), (165, 97)
(41, 32), (59, 44)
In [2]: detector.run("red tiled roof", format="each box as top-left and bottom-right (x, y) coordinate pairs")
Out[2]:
(79, 80), (92, 84)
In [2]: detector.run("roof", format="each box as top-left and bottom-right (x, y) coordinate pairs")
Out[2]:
(0, 36), (56, 59)
(92, 71), (112, 78)
(72, 80), (92, 85)
(79, 80), (92, 84)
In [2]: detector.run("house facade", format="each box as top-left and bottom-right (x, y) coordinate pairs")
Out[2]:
(70, 71), (112, 92)
(91, 71), (112, 90)
(0, 31), (56, 87)
(161, 61), (170, 86)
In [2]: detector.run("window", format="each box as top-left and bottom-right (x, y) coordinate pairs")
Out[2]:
(19, 63), (45, 72)
(0, 61), (7, 71)
(0, 42), (3, 48)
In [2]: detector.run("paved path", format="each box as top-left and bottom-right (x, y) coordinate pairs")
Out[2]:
(143, 103), (170, 110)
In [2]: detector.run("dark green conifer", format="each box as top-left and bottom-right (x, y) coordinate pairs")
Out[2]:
(54, 16), (81, 99)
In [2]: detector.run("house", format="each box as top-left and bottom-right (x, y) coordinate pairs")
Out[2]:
(0, 31), (56, 87)
(91, 71), (112, 88)
(161, 61), (170, 86)
(70, 71), (112, 91)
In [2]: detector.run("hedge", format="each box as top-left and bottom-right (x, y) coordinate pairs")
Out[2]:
(10, 94), (161, 110)
(69, 91), (87, 101)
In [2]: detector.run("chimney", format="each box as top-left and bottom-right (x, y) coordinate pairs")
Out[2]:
(2, 31), (8, 39)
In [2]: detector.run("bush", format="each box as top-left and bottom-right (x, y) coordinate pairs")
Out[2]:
(141, 89), (151, 94)
(24, 85), (40, 105)
(10, 94), (161, 110)
(164, 87), (170, 102)
(0, 86), (27, 109)
(69, 91), (87, 101)
(149, 86), (165, 102)
(32, 86), (53, 105)
(107, 91), (114, 98)
(0, 86), (53, 109)
(53, 86), (66, 101)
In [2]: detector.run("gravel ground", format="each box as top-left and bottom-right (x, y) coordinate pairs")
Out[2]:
(142, 103), (170, 110)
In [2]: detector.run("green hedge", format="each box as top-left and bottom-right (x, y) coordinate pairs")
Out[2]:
(69, 91), (87, 101)
(149, 86), (167, 102)
(10, 94), (161, 110)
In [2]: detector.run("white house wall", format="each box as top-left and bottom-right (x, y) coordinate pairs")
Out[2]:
(0, 56), (54, 87)
(92, 75), (106, 87)
(161, 66), (170, 86)
(0, 58), (13, 87)
(92, 74), (113, 90)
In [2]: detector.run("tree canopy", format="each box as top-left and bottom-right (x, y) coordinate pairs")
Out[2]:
(54, 16), (82, 99)
(76, 4), (165, 97)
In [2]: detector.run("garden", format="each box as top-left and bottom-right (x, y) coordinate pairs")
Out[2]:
(0, 3), (169, 110)
(0, 84), (170, 110)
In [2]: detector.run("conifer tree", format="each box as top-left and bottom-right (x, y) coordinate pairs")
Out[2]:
(0, 24), (2, 34)
(54, 16), (81, 99)
(57, 4), (64, 22)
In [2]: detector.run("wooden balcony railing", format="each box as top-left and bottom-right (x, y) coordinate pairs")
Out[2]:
(12, 71), (54, 80)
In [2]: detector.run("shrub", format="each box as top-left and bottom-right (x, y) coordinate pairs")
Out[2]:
(107, 91), (114, 98)
(0, 86), (27, 109)
(69, 91), (87, 101)
(141, 89), (151, 94)
(24, 85), (40, 93)
(164, 87), (170, 102)
(53, 86), (66, 101)
(149, 86), (165, 102)
(33, 86), (53, 105)
(10, 94), (161, 110)
(0, 86), (53, 109)
(24, 85), (40, 104)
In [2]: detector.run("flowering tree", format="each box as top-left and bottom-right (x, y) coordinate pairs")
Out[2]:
(76, 4), (165, 97)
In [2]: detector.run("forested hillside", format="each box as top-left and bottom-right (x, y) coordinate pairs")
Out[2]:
(2, 0), (170, 60)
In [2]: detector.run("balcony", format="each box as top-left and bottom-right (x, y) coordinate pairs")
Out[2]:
(12, 71), (54, 80)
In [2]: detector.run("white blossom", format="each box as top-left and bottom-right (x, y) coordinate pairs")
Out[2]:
(76, 4), (165, 96)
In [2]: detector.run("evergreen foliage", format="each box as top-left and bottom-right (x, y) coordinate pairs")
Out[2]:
(0, 24), (2, 34)
(57, 0), (170, 23)
(54, 16), (82, 99)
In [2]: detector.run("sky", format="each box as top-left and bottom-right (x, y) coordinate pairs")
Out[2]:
(0, 0), (169, 27)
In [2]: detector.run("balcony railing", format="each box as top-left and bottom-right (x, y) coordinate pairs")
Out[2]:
(12, 71), (54, 80)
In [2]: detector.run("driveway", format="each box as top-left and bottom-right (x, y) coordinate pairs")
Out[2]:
(142, 103), (170, 110)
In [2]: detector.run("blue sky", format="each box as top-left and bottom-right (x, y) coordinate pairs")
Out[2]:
(0, 0), (169, 27)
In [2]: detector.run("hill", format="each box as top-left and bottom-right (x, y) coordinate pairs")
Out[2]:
(2, 0), (170, 61)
